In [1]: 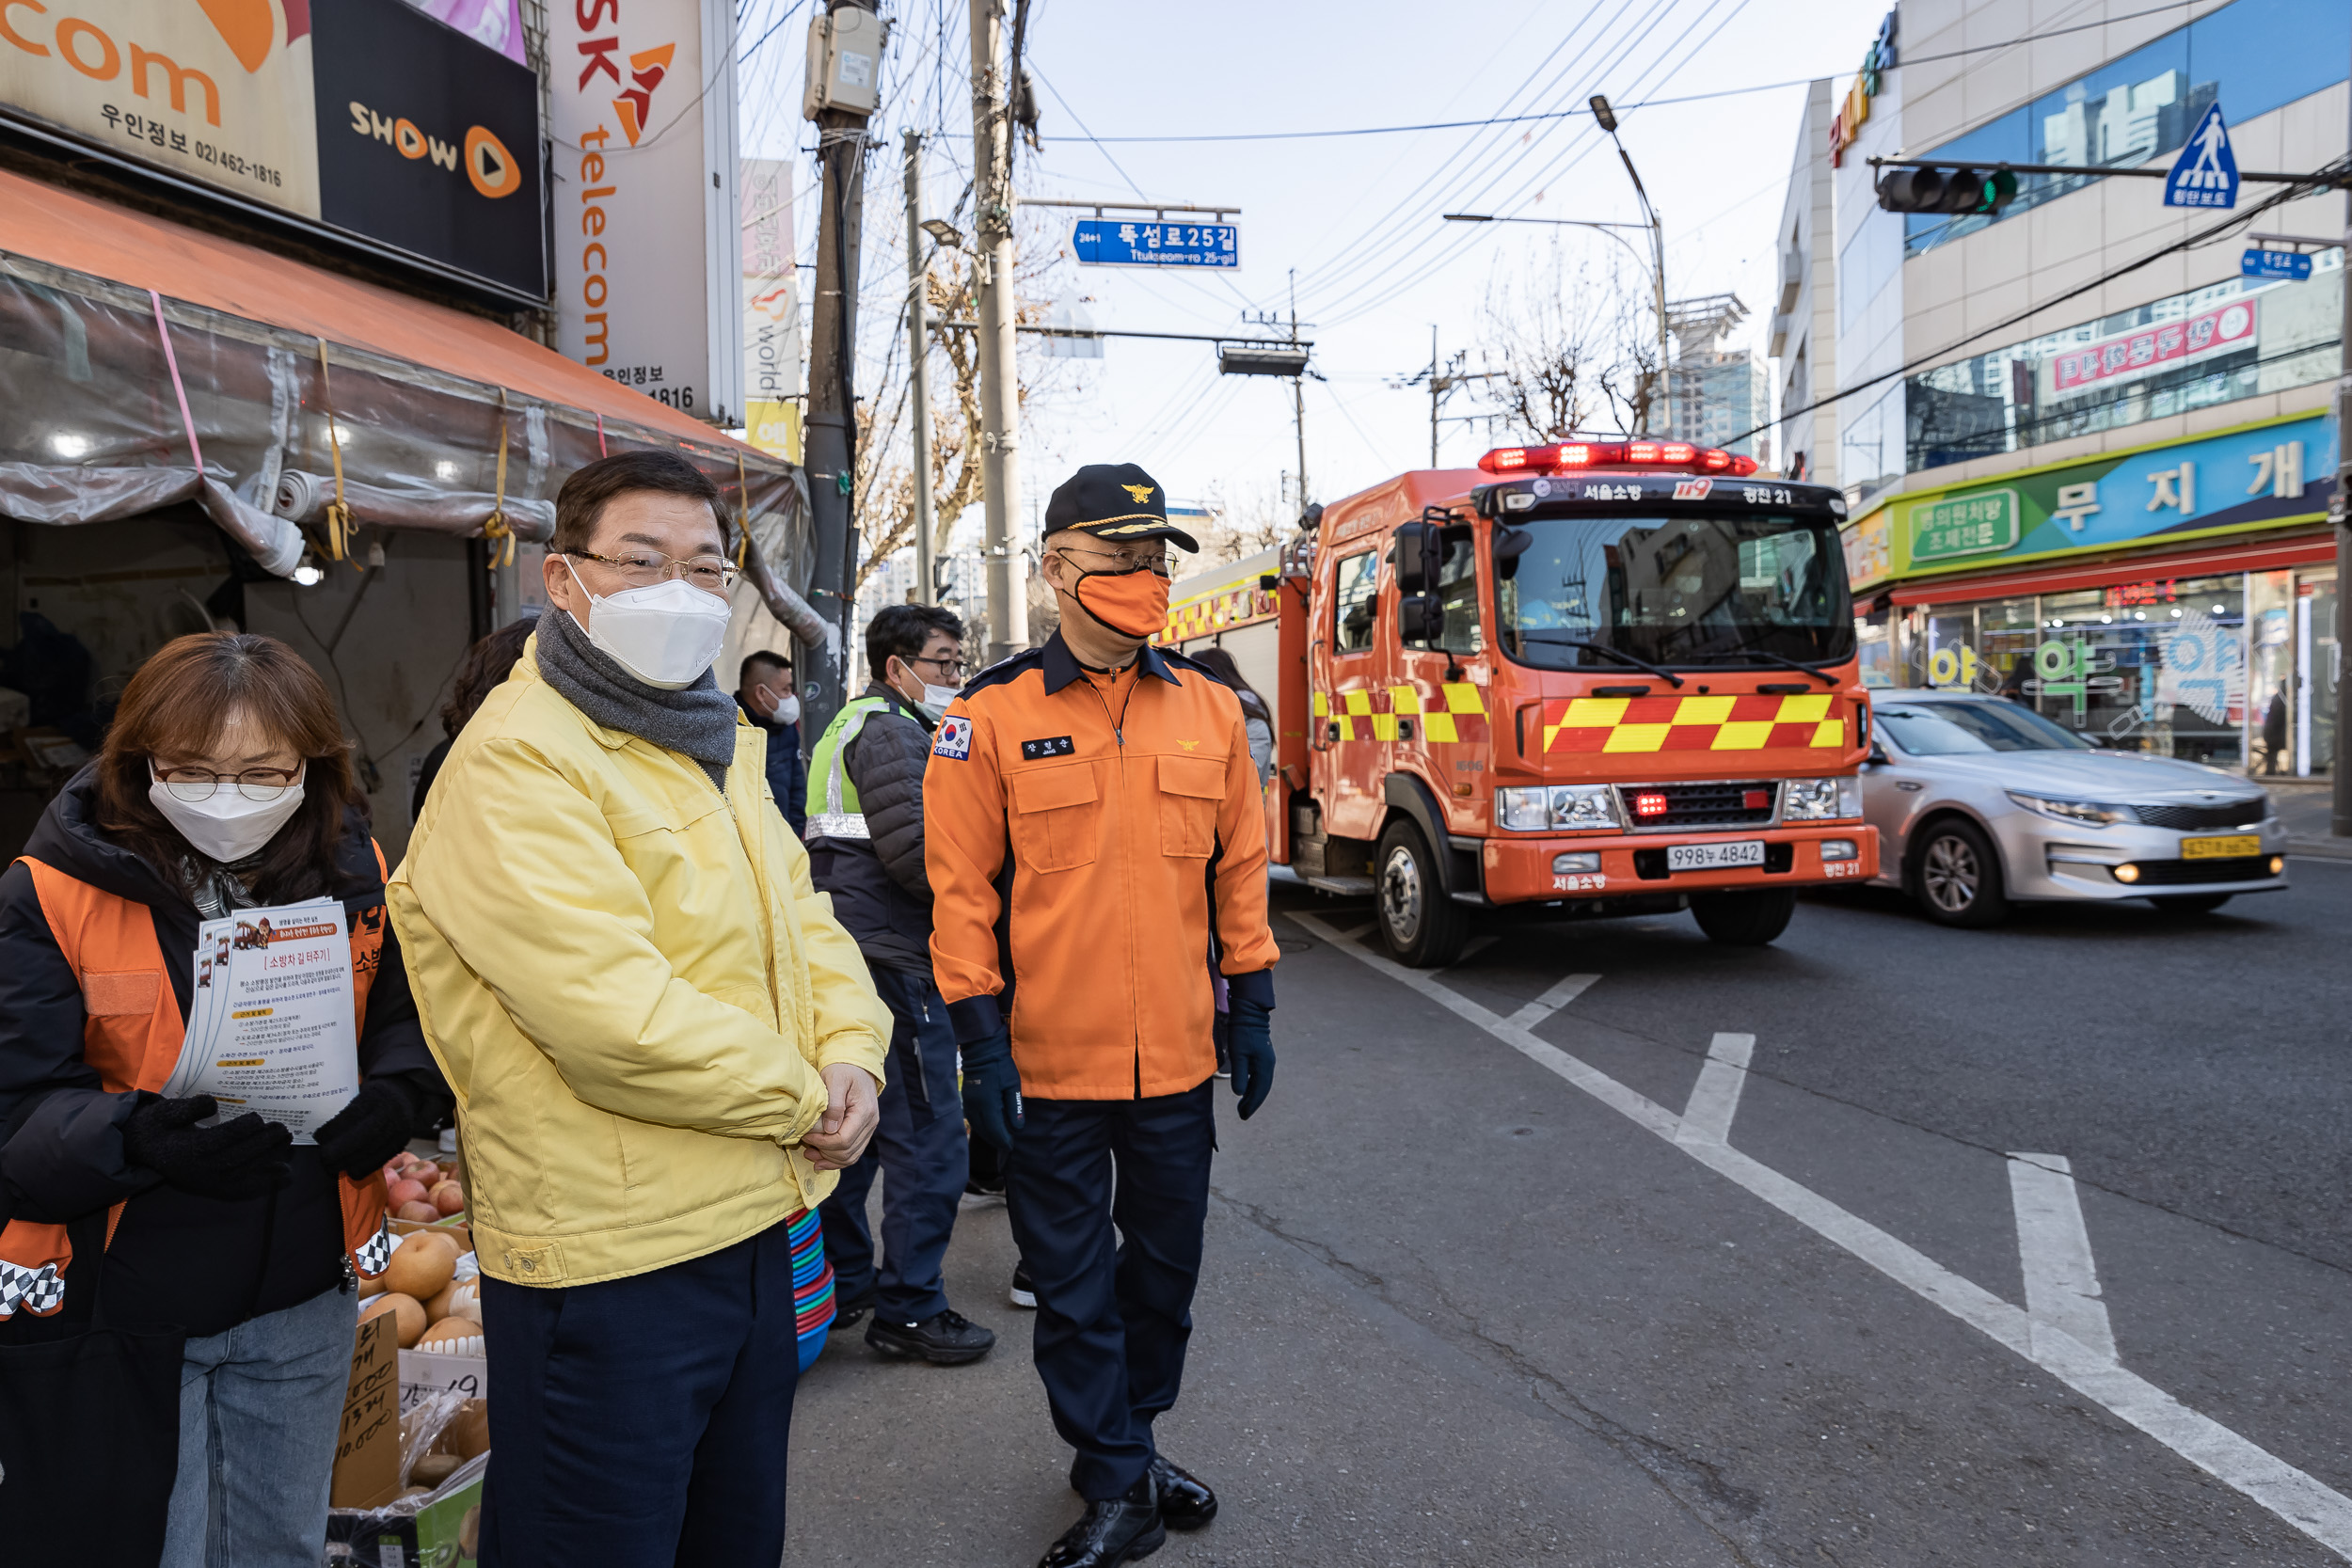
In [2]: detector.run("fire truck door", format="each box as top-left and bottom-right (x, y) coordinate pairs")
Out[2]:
(1316, 540), (1387, 841)
(1392, 526), (1489, 834)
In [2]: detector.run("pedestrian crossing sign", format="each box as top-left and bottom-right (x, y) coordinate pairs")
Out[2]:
(2165, 104), (2237, 209)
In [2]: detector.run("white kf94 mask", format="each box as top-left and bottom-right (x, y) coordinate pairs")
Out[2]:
(565, 560), (732, 690)
(148, 764), (307, 863)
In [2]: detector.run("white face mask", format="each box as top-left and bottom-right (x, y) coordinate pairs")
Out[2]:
(564, 559), (731, 691)
(771, 693), (802, 727)
(916, 683), (959, 721)
(149, 764), (307, 863)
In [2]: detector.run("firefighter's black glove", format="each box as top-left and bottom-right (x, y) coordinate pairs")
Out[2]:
(960, 1031), (1025, 1153)
(1226, 994), (1276, 1120)
(314, 1080), (418, 1180)
(122, 1094), (292, 1201)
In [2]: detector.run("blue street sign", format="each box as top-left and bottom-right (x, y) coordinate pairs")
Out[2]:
(2165, 103), (2237, 209)
(2241, 246), (2314, 281)
(1073, 218), (1239, 269)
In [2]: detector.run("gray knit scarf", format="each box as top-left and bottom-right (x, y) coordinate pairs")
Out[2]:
(535, 607), (739, 792)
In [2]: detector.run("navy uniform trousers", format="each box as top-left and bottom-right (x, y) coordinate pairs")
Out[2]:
(819, 961), (969, 1322)
(1007, 1079), (1216, 1500)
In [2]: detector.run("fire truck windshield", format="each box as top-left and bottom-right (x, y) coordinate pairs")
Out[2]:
(1493, 512), (1851, 672)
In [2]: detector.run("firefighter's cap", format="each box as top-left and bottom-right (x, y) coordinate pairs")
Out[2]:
(1042, 463), (1199, 553)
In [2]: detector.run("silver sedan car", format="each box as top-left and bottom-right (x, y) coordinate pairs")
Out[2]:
(1860, 689), (2288, 927)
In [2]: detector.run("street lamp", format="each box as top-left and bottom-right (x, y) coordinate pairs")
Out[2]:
(1590, 94), (1671, 434)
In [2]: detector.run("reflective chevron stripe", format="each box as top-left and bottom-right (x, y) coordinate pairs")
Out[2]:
(1541, 692), (1844, 752)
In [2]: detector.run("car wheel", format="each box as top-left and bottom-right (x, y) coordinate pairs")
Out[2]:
(1375, 819), (1470, 968)
(1690, 888), (1798, 946)
(1912, 819), (2009, 927)
(2153, 893), (2233, 914)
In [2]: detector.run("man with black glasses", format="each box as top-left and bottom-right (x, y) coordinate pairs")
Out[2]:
(806, 603), (996, 1365)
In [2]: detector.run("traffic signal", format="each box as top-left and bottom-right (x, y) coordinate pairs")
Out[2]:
(1876, 166), (2018, 216)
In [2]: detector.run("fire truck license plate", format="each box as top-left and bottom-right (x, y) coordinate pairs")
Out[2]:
(1667, 840), (1766, 871)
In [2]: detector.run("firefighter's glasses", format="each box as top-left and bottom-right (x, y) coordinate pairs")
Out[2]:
(1055, 543), (1172, 577)
(569, 549), (740, 593)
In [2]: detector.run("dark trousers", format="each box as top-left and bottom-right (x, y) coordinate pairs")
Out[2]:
(1007, 1081), (1215, 1500)
(478, 1215), (802, 1568)
(819, 962), (969, 1322)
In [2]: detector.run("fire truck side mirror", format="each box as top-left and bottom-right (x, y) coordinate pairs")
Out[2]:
(1399, 593), (1446, 643)
(1391, 521), (1437, 595)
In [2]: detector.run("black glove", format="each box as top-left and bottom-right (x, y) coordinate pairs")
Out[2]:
(1226, 995), (1276, 1120)
(121, 1094), (292, 1201)
(960, 1031), (1025, 1153)
(314, 1080), (418, 1180)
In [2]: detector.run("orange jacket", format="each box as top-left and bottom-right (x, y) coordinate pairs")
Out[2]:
(925, 634), (1279, 1100)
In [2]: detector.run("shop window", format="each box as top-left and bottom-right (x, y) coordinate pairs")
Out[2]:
(2038, 577), (2245, 766)
(2299, 570), (2337, 777)
(1333, 550), (1378, 654)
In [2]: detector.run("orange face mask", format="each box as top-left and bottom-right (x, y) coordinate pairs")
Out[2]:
(1069, 562), (1171, 639)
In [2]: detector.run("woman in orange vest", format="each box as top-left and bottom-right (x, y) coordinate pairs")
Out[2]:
(0, 632), (448, 1567)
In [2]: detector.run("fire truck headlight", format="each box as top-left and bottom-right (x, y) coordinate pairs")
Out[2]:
(1820, 839), (1861, 862)
(1497, 784), (1619, 831)
(1496, 787), (1550, 831)
(1783, 778), (1862, 821)
(1552, 851), (1601, 874)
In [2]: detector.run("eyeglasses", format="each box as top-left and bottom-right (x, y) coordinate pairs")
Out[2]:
(569, 549), (739, 593)
(1054, 543), (1172, 578)
(904, 652), (968, 680)
(151, 763), (305, 802)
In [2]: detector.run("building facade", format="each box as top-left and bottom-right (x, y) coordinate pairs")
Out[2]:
(1776, 0), (2348, 778)
(1772, 79), (1840, 488)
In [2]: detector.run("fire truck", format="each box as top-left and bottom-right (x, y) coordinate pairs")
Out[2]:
(1157, 440), (1879, 966)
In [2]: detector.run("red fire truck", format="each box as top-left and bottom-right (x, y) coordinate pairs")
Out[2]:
(1157, 440), (1879, 966)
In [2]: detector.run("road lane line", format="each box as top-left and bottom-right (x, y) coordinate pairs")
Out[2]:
(1506, 973), (1602, 1032)
(1287, 910), (2352, 1560)
(2009, 1154), (2118, 1365)
(1675, 1033), (1756, 1147)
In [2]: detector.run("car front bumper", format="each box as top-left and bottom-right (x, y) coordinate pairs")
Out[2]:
(1994, 813), (2290, 901)
(1480, 823), (1880, 906)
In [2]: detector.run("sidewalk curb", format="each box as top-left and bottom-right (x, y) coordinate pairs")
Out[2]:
(2285, 838), (2352, 861)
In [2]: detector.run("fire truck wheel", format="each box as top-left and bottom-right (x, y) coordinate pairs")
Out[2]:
(1909, 817), (2010, 927)
(1689, 888), (1799, 946)
(1375, 819), (1470, 968)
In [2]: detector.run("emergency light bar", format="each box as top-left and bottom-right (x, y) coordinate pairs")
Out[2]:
(1478, 441), (1760, 478)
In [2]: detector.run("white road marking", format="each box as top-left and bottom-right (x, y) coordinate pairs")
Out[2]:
(2008, 1154), (2118, 1365)
(1505, 972), (1601, 1032)
(1676, 1033), (1756, 1147)
(1287, 910), (2352, 1560)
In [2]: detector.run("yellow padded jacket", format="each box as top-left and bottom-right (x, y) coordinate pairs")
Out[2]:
(388, 643), (890, 1289)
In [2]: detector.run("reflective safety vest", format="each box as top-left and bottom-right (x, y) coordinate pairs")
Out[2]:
(803, 695), (892, 841)
(0, 856), (396, 1320)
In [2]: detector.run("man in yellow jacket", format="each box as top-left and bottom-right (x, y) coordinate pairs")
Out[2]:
(389, 451), (891, 1568)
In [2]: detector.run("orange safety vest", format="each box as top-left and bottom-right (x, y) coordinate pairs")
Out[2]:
(0, 856), (394, 1319)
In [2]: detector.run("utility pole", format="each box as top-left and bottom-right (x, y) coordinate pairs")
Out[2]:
(902, 130), (938, 608)
(1430, 326), (1441, 466)
(1290, 271), (1308, 509)
(803, 0), (881, 732)
(970, 0), (1027, 661)
(2333, 24), (2351, 836)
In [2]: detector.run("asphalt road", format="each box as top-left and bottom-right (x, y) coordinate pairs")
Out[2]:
(786, 860), (2352, 1567)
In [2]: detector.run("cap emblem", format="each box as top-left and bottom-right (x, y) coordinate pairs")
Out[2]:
(1120, 483), (1155, 504)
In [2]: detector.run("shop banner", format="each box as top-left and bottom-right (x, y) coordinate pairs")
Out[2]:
(0, 0), (323, 215)
(2040, 297), (2257, 401)
(551, 0), (741, 424)
(398, 0), (528, 65)
(740, 155), (802, 461)
(313, 0), (544, 298)
(1852, 412), (2338, 588)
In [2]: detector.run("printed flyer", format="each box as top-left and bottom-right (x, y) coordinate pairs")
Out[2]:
(164, 896), (360, 1144)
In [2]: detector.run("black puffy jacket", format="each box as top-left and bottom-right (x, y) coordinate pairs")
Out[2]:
(804, 684), (935, 974)
(0, 770), (450, 1337)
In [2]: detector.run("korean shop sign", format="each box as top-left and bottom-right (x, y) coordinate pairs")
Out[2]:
(1827, 9), (1897, 167)
(2039, 298), (2255, 401)
(1910, 489), (2018, 562)
(1887, 412), (2338, 581)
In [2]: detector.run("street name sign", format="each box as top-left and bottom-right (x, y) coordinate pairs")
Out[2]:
(2240, 246), (2313, 281)
(1073, 219), (1239, 269)
(2164, 104), (2237, 209)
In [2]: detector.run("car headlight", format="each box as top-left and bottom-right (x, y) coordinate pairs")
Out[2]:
(1496, 784), (1621, 832)
(2006, 791), (2138, 827)
(1783, 777), (1862, 821)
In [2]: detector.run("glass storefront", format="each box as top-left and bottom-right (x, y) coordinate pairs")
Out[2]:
(1883, 565), (2340, 775)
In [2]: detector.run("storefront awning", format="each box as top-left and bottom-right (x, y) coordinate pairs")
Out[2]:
(0, 167), (824, 645)
(1885, 530), (2337, 606)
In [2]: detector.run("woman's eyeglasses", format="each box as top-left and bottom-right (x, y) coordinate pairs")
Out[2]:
(151, 764), (305, 802)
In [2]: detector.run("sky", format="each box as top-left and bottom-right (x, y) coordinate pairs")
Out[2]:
(741, 0), (1899, 540)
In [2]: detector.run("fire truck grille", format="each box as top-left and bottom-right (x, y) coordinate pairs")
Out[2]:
(1622, 781), (1779, 830)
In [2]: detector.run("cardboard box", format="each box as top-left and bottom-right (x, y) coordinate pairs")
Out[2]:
(388, 1214), (472, 1256)
(331, 1311), (403, 1511)
(398, 1347), (487, 1414)
(325, 1452), (485, 1566)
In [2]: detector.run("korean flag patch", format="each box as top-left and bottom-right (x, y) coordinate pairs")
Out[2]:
(933, 715), (974, 761)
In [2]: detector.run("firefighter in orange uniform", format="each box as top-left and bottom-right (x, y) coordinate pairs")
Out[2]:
(926, 463), (1279, 1568)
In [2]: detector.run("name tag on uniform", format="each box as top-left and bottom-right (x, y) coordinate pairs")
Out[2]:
(1020, 736), (1075, 761)
(934, 716), (974, 760)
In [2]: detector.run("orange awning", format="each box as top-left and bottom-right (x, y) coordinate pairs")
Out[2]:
(0, 166), (758, 458)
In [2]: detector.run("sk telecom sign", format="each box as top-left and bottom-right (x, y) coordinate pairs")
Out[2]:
(551, 0), (742, 425)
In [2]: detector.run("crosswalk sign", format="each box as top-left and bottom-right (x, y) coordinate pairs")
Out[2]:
(2165, 104), (2237, 209)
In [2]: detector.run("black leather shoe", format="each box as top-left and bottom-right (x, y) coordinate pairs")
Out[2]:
(866, 1307), (996, 1365)
(1149, 1455), (1217, 1530)
(1039, 1476), (1164, 1568)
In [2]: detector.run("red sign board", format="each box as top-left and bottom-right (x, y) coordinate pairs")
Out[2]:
(2048, 300), (2255, 394)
